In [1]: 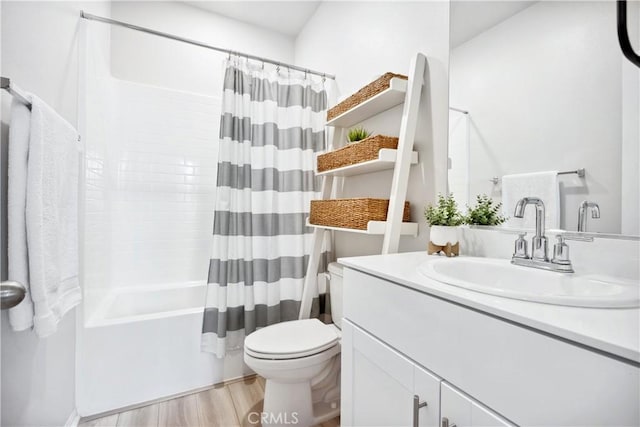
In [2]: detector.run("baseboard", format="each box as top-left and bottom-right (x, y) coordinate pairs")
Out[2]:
(64, 409), (80, 427)
(78, 374), (258, 423)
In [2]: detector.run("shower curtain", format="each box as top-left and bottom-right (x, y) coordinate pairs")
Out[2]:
(202, 59), (329, 357)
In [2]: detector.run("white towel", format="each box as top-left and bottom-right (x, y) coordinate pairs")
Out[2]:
(9, 93), (82, 337)
(8, 99), (35, 331)
(502, 171), (560, 230)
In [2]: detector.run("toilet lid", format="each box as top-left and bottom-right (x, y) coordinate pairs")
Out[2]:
(245, 319), (339, 360)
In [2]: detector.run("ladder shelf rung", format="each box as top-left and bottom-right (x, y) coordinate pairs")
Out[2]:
(316, 149), (418, 177)
(326, 78), (408, 128)
(306, 219), (418, 236)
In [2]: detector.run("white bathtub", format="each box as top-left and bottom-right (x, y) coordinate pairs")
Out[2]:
(77, 282), (250, 416)
(86, 282), (207, 327)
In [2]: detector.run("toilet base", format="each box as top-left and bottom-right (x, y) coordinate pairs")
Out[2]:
(261, 379), (340, 427)
(263, 380), (313, 427)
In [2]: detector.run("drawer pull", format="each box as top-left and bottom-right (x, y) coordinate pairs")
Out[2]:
(412, 395), (428, 427)
(442, 417), (457, 427)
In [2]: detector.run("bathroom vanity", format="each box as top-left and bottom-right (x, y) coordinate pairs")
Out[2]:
(339, 252), (640, 427)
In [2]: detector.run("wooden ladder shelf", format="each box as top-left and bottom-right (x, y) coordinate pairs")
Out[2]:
(299, 53), (427, 319)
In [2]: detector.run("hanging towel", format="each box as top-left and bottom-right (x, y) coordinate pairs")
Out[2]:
(8, 93), (82, 337)
(8, 99), (35, 331)
(502, 171), (560, 230)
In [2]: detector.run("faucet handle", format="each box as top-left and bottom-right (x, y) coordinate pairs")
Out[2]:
(552, 235), (571, 265)
(513, 233), (529, 259)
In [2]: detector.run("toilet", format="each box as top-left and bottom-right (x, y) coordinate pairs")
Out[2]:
(244, 262), (344, 427)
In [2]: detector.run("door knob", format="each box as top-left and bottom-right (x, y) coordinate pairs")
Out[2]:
(1, 281), (26, 309)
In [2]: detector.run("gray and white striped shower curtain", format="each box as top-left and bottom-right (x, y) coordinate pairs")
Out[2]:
(202, 59), (328, 357)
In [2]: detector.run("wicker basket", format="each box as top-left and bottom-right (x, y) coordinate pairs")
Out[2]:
(326, 72), (408, 122)
(309, 198), (411, 230)
(317, 135), (399, 173)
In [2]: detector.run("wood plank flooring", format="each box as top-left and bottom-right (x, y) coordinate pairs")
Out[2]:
(79, 376), (340, 427)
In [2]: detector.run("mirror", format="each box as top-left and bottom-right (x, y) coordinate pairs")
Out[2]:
(448, 1), (640, 237)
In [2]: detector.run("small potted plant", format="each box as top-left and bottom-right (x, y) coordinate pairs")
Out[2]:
(465, 194), (507, 226)
(347, 126), (370, 143)
(424, 194), (465, 256)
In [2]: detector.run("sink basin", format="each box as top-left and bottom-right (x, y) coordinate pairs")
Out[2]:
(418, 257), (640, 308)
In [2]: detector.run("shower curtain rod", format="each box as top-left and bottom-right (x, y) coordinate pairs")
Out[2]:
(79, 11), (336, 80)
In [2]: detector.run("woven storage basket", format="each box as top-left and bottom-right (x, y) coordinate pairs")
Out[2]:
(327, 72), (408, 121)
(309, 198), (411, 230)
(317, 135), (399, 173)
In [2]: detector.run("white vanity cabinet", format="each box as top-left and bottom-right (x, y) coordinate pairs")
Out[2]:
(342, 319), (513, 427)
(341, 320), (440, 426)
(440, 383), (512, 427)
(340, 266), (640, 427)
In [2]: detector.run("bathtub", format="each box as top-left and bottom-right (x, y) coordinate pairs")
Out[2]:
(86, 282), (207, 327)
(77, 282), (251, 416)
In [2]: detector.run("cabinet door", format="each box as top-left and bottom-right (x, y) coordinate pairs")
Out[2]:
(441, 383), (514, 427)
(414, 364), (441, 427)
(341, 320), (440, 427)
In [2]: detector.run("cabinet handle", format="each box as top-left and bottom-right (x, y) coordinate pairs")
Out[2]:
(412, 395), (428, 427)
(441, 417), (457, 427)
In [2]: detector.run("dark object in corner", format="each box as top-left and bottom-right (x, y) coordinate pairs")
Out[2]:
(618, 0), (640, 68)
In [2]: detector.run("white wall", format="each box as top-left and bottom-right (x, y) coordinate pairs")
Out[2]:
(294, 1), (451, 258)
(450, 1), (635, 234)
(110, 1), (295, 95)
(0, 3), (110, 426)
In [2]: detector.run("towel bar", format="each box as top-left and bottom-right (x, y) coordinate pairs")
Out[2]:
(2, 76), (82, 142)
(1, 281), (26, 310)
(490, 168), (585, 185)
(1, 76), (31, 109)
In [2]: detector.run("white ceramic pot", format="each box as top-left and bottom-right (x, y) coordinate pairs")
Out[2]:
(429, 225), (459, 246)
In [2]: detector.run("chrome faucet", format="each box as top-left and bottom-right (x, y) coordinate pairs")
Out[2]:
(511, 197), (584, 273)
(513, 197), (548, 261)
(578, 201), (600, 232)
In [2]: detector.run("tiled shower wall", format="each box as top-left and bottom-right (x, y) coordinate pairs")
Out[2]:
(83, 70), (220, 317)
(109, 81), (219, 288)
(82, 38), (116, 317)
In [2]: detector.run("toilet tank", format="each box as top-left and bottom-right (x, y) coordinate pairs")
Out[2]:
(328, 262), (344, 329)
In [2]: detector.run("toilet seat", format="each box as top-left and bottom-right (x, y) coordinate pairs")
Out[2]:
(245, 319), (339, 360)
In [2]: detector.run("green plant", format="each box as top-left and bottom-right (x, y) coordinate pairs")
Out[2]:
(347, 126), (371, 143)
(424, 194), (465, 227)
(465, 194), (507, 226)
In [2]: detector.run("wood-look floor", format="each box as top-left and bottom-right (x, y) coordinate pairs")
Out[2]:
(79, 376), (340, 427)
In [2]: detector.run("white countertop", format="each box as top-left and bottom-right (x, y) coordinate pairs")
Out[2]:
(338, 252), (640, 364)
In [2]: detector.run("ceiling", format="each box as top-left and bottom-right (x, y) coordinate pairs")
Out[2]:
(183, 1), (536, 46)
(450, 1), (537, 48)
(183, 1), (322, 37)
